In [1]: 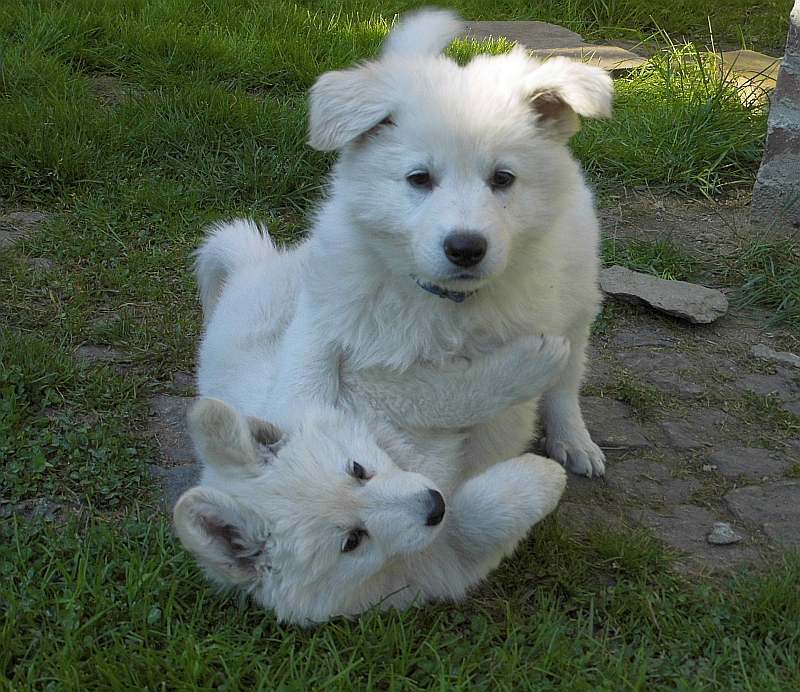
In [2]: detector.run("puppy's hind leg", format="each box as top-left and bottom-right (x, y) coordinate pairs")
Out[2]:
(441, 455), (566, 587)
(411, 454), (565, 602)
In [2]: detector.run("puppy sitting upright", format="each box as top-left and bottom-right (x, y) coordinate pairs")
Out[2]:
(275, 8), (613, 477)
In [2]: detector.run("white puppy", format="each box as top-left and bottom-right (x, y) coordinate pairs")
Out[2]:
(266, 8), (613, 477)
(179, 214), (568, 624)
(175, 397), (565, 625)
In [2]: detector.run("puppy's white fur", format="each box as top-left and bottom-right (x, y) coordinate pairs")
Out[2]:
(175, 7), (611, 624)
(184, 216), (568, 624)
(175, 396), (565, 625)
(301, 9), (611, 477)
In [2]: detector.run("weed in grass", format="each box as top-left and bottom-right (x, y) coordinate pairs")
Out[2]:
(0, 330), (150, 508)
(727, 236), (800, 330)
(726, 392), (800, 440)
(602, 236), (697, 280)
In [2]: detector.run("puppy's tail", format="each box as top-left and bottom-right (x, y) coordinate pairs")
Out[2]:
(194, 219), (277, 318)
(382, 8), (462, 58)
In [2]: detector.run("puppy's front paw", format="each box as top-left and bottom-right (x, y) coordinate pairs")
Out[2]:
(545, 430), (606, 479)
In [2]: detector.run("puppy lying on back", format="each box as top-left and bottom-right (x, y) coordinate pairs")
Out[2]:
(175, 397), (565, 625)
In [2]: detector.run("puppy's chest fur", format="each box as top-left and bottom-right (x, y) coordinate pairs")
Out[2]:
(337, 284), (567, 370)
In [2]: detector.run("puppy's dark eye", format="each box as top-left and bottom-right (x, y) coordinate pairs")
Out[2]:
(350, 461), (367, 481)
(341, 528), (367, 553)
(490, 170), (515, 190)
(406, 170), (433, 190)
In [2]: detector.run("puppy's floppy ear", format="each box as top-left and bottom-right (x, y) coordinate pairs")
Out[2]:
(188, 397), (283, 475)
(308, 8), (463, 152)
(174, 486), (270, 586)
(308, 63), (393, 151)
(523, 56), (614, 140)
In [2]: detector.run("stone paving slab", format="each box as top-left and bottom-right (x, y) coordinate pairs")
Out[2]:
(0, 211), (49, 250)
(629, 504), (761, 570)
(720, 50), (781, 82)
(529, 45), (647, 72)
(148, 395), (195, 465)
(150, 464), (199, 511)
(601, 265), (729, 324)
(460, 22), (790, 80)
(461, 20), (645, 73)
(659, 409), (734, 450)
(709, 447), (793, 481)
(462, 20), (583, 49)
(580, 396), (652, 451)
(725, 481), (800, 548)
(74, 344), (132, 366)
(605, 459), (699, 504)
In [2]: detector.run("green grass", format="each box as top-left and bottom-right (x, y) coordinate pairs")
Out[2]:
(579, 47), (767, 196)
(727, 237), (800, 329)
(603, 237), (697, 281)
(3, 515), (800, 688)
(1, 0), (799, 687)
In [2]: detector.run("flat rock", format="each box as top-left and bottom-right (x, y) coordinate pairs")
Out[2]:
(529, 45), (647, 73)
(783, 400), (800, 416)
(646, 371), (705, 399)
(709, 447), (792, 480)
(584, 357), (614, 389)
(0, 497), (77, 523)
(600, 265), (729, 324)
(660, 409), (733, 449)
(629, 504), (759, 570)
(462, 21), (583, 49)
(28, 257), (54, 271)
(660, 421), (705, 449)
(720, 50), (781, 82)
(605, 459), (699, 504)
(616, 350), (693, 373)
(706, 522), (744, 545)
(735, 373), (799, 400)
(555, 501), (625, 533)
(0, 211), (49, 249)
(580, 396), (652, 450)
(148, 395), (195, 465)
(461, 21), (645, 73)
(149, 464), (199, 511)
(751, 344), (800, 368)
(166, 371), (195, 395)
(725, 481), (800, 547)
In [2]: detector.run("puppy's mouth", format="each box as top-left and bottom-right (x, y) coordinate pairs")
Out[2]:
(411, 275), (480, 303)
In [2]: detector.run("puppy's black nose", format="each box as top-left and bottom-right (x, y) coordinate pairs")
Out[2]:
(425, 489), (446, 526)
(443, 232), (487, 268)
